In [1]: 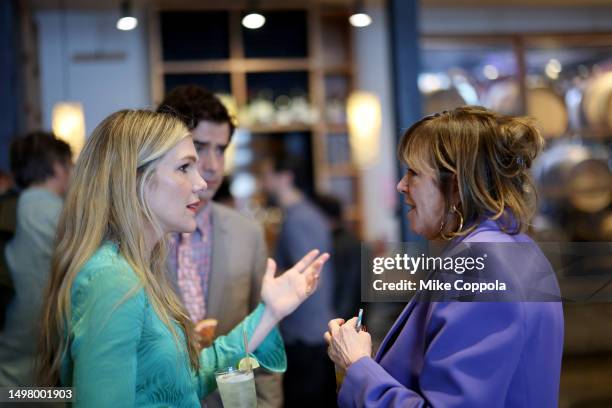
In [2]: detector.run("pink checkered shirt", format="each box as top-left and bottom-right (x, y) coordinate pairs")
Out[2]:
(169, 204), (213, 322)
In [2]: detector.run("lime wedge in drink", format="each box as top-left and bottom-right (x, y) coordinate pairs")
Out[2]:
(237, 356), (260, 371)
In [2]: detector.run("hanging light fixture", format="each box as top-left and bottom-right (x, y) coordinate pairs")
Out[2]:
(242, 0), (265, 29)
(347, 91), (381, 167)
(52, 102), (86, 157)
(349, 0), (372, 28)
(116, 0), (138, 31)
(52, 0), (85, 159)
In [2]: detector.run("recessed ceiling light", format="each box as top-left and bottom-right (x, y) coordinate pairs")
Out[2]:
(242, 13), (265, 30)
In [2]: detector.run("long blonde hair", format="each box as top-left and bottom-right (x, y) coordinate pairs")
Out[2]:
(398, 106), (544, 238)
(38, 109), (201, 385)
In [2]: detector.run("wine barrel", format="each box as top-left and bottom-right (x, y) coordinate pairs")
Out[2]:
(483, 80), (521, 115)
(533, 140), (610, 216)
(582, 71), (612, 132)
(483, 80), (569, 139)
(567, 159), (612, 213)
(423, 88), (466, 116)
(526, 87), (568, 139)
(484, 81), (568, 138)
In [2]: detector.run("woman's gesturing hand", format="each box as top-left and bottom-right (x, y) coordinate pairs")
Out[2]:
(261, 249), (330, 323)
(324, 317), (372, 371)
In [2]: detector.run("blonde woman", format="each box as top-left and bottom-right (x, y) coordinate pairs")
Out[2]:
(37, 110), (328, 407)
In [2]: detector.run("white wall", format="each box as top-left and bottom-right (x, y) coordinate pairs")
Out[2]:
(353, 3), (401, 243)
(36, 10), (150, 137)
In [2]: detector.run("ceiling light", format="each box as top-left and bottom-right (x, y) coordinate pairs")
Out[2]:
(349, 13), (372, 28)
(349, 0), (372, 28)
(117, 16), (137, 31)
(116, 0), (137, 31)
(242, 12), (265, 29)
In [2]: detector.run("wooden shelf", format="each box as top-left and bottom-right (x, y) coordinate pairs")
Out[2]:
(322, 64), (352, 75)
(151, 4), (363, 238)
(327, 163), (357, 177)
(163, 58), (311, 74)
(243, 124), (313, 133)
(325, 123), (348, 133)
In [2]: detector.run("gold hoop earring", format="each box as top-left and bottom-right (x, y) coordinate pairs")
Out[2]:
(439, 204), (464, 241)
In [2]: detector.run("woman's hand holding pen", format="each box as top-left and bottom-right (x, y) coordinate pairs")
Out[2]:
(324, 317), (372, 371)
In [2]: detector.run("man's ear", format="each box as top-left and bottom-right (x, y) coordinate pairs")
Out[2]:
(51, 161), (64, 179)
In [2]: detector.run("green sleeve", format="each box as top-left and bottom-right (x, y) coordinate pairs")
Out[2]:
(197, 303), (287, 398)
(70, 267), (145, 408)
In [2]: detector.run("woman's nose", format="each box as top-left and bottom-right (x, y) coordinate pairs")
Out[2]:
(396, 178), (406, 194)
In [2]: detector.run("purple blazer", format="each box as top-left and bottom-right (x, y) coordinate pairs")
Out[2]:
(338, 220), (564, 407)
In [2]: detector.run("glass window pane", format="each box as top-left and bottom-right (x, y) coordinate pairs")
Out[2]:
(164, 73), (232, 95)
(420, 40), (520, 115)
(161, 11), (229, 60)
(242, 11), (308, 58)
(524, 42), (612, 139)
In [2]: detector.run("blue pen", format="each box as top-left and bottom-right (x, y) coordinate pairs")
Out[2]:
(355, 308), (363, 332)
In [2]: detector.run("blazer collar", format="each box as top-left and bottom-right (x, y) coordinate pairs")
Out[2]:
(205, 203), (229, 318)
(375, 299), (419, 361)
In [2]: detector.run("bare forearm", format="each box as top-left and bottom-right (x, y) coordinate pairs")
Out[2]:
(248, 307), (279, 352)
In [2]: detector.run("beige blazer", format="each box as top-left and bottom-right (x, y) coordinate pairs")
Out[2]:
(168, 203), (282, 408)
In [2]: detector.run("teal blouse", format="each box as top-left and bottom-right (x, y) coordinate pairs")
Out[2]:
(60, 242), (286, 407)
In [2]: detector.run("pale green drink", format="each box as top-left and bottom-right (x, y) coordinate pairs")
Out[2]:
(215, 369), (256, 408)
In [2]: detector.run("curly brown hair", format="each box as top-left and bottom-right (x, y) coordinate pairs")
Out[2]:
(157, 85), (236, 140)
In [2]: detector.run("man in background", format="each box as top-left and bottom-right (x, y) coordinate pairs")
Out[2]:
(158, 85), (282, 408)
(0, 175), (18, 330)
(261, 157), (337, 407)
(314, 193), (362, 320)
(0, 131), (72, 387)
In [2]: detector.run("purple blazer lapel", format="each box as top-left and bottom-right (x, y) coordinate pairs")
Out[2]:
(372, 220), (493, 361)
(375, 299), (418, 361)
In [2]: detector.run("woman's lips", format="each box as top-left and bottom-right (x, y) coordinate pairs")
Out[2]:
(186, 201), (201, 213)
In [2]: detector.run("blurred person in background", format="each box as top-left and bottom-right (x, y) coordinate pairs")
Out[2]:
(261, 157), (337, 407)
(0, 170), (13, 195)
(37, 109), (329, 406)
(0, 131), (72, 387)
(0, 171), (18, 329)
(212, 179), (236, 209)
(325, 107), (564, 407)
(158, 85), (283, 408)
(314, 193), (362, 320)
